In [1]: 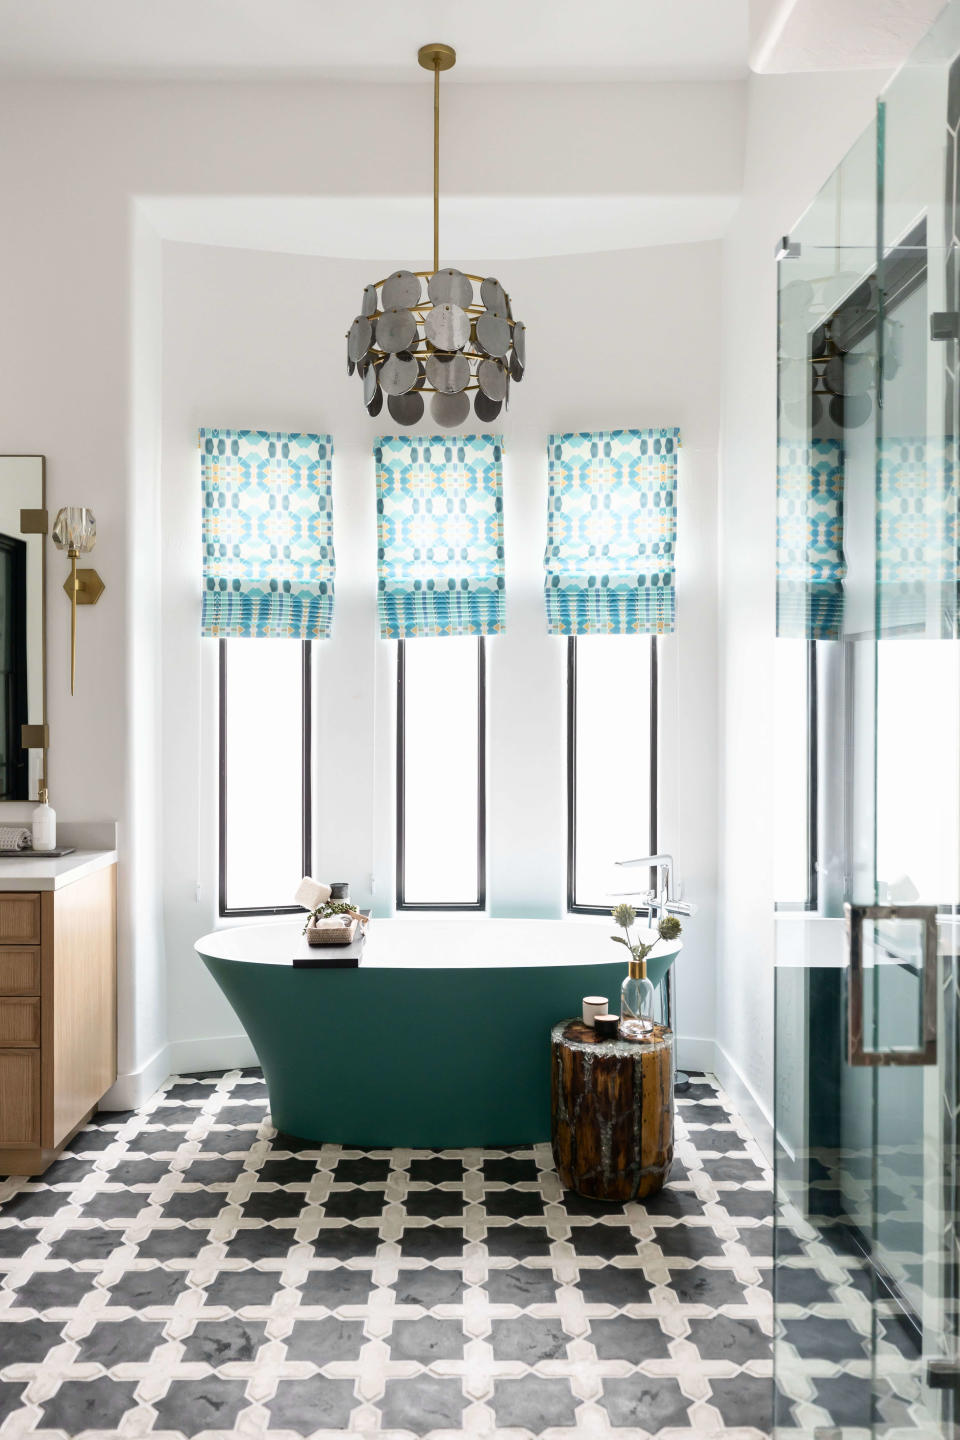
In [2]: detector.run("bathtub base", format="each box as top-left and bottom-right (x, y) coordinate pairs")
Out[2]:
(199, 953), (639, 1148)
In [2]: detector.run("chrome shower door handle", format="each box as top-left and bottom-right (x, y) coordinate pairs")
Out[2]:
(846, 902), (938, 1067)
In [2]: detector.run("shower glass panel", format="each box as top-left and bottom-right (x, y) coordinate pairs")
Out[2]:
(774, 5), (960, 1434)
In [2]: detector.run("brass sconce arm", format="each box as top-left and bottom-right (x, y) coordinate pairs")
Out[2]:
(52, 508), (104, 696)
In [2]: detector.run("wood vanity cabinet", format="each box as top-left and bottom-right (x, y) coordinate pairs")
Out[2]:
(0, 864), (117, 1174)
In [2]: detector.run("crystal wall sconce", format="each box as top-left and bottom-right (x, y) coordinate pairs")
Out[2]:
(52, 507), (104, 695)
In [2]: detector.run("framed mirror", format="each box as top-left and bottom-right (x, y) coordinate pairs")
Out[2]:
(0, 456), (46, 803)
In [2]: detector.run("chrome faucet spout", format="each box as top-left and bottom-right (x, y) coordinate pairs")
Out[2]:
(615, 852), (673, 876)
(615, 853), (674, 923)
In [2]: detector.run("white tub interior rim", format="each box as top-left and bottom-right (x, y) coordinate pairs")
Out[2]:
(196, 916), (683, 970)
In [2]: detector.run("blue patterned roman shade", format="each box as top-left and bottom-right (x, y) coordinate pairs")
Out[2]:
(375, 434), (505, 639)
(776, 438), (845, 640)
(877, 437), (958, 636)
(543, 429), (680, 635)
(199, 429), (335, 639)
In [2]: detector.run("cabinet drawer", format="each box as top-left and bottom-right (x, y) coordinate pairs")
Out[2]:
(0, 1048), (40, 1145)
(0, 948), (40, 995)
(0, 997), (40, 1047)
(0, 894), (41, 946)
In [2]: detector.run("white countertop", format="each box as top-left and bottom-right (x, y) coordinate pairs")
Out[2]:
(0, 849), (117, 891)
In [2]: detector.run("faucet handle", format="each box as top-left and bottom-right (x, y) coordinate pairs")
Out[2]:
(665, 899), (697, 917)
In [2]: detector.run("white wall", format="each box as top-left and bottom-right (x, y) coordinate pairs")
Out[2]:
(0, 75), (740, 1099)
(160, 236), (722, 1075)
(1, 58), (926, 1121)
(716, 68), (891, 1145)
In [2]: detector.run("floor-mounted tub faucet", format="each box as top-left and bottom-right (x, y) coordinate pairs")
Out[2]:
(611, 852), (697, 1086)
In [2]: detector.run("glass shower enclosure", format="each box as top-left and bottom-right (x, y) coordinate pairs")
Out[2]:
(774, 5), (960, 1434)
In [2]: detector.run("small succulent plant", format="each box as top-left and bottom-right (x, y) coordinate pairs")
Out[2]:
(610, 906), (682, 965)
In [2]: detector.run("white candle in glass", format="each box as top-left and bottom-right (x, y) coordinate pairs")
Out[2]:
(582, 996), (609, 1027)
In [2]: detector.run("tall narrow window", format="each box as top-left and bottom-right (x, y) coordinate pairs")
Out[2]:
(397, 636), (485, 909)
(201, 428), (332, 917)
(568, 636), (656, 912)
(219, 639), (311, 916)
(543, 429), (675, 913)
(375, 434), (501, 910)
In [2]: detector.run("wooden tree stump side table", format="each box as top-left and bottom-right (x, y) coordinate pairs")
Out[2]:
(551, 1019), (674, 1202)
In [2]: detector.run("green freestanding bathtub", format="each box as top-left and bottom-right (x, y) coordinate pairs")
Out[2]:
(195, 916), (682, 1149)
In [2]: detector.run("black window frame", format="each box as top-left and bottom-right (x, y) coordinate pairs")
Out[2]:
(218, 637), (313, 918)
(566, 633), (659, 915)
(395, 635), (487, 912)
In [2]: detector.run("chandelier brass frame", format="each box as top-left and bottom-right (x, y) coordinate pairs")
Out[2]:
(345, 42), (526, 427)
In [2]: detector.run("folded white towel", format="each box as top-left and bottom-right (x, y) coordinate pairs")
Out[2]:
(0, 826), (32, 851)
(294, 875), (332, 911)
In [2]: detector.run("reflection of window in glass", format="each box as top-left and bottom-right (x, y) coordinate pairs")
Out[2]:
(568, 636), (656, 912)
(398, 637), (485, 909)
(773, 639), (811, 906)
(220, 639), (311, 916)
(876, 638), (959, 905)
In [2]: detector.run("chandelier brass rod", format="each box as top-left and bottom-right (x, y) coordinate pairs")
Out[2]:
(433, 58), (440, 273)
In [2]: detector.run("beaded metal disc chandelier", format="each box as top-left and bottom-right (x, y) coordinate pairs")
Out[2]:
(346, 42), (526, 427)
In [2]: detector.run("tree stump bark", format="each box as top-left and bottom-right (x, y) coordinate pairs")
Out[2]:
(551, 1019), (673, 1202)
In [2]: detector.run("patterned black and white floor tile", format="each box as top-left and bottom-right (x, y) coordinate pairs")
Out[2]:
(0, 1069), (773, 1438)
(774, 1149), (940, 1438)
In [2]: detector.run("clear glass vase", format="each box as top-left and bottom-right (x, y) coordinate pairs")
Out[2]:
(620, 959), (656, 1040)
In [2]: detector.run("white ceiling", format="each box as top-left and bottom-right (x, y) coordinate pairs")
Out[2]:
(141, 194), (742, 261)
(751, 0), (946, 73)
(0, 0), (751, 82)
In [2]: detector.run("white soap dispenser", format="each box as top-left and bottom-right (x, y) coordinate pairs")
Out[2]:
(32, 786), (56, 853)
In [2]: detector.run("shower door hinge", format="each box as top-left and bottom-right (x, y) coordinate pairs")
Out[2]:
(931, 312), (960, 341)
(775, 236), (800, 261)
(927, 1358), (960, 1389)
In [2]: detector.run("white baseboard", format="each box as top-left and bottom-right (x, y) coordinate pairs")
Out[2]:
(99, 1033), (258, 1111)
(100, 1029), (774, 1165)
(711, 1040), (774, 1161)
(676, 1035), (716, 1075)
(99, 1044), (172, 1111)
(165, 1033), (259, 1076)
